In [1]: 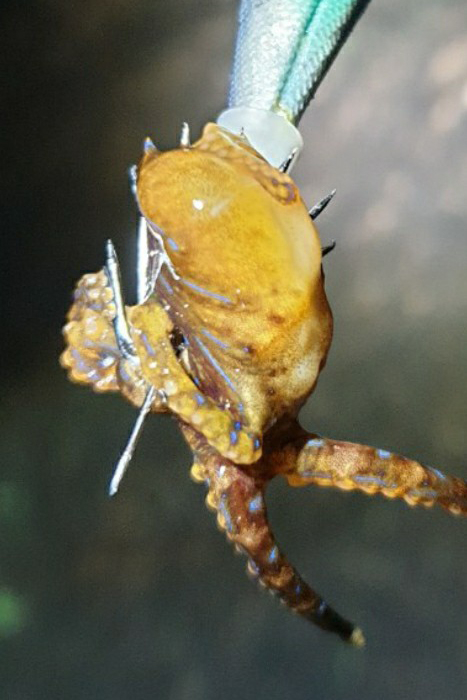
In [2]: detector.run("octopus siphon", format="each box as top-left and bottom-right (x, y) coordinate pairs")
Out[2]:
(61, 123), (467, 646)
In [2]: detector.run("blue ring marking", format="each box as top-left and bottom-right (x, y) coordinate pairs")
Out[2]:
(140, 332), (156, 357)
(117, 363), (131, 383)
(181, 278), (233, 305)
(299, 470), (332, 480)
(230, 430), (238, 445)
(70, 349), (92, 375)
(428, 467), (447, 482)
(268, 546), (279, 564)
(407, 487), (438, 500)
(159, 276), (174, 295)
(248, 559), (260, 576)
(167, 237), (179, 251)
(218, 497), (234, 533)
(376, 448), (391, 459)
(201, 328), (229, 350)
(316, 600), (328, 617)
(194, 337), (238, 395)
(247, 494), (263, 514)
(194, 392), (206, 406)
(306, 437), (324, 448)
(97, 355), (115, 369)
(352, 474), (393, 489)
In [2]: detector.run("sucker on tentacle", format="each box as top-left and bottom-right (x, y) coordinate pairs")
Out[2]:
(279, 432), (467, 517)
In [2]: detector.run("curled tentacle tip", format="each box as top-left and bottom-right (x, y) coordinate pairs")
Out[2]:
(349, 627), (366, 648)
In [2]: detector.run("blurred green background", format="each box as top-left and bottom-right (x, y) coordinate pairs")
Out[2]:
(1, 1), (467, 698)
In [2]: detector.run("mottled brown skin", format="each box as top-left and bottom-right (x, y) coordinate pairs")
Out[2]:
(61, 123), (467, 645)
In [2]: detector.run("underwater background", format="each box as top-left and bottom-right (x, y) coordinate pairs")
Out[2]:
(1, 0), (467, 698)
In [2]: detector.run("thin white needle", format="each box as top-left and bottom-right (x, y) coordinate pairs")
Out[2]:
(105, 239), (137, 360)
(108, 386), (156, 496)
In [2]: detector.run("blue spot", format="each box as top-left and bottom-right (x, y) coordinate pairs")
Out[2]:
(97, 355), (115, 369)
(70, 349), (91, 375)
(429, 467), (447, 482)
(167, 237), (179, 251)
(268, 546), (279, 564)
(159, 276), (173, 295)
(118, 364), (131, 382)
(193, 377), (201, 387)
(248, 495), (263, 514)
(407, 487), (438, 500)
(181, 279), (233, 305)
(377, 448), (391, 459)
(353, 474), (387, 488)
(316, 601), (328, 617)
(201, 328), (229, 350)
(140, 333), (156, 356)
(253, 437), (261, 451)
(306, 438), (324, 448)
(194, 338), (238, 393)
(218, 498), (233, 533)
(294, 582), (303, 597)
(234, 421), (242, 431)
(300, 470), (332, 480)
(230, 430), (238, 445)
(194, 393), (205, 405)
(248, 559), (259, 576)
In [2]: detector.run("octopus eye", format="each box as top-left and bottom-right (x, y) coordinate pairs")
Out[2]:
(170, 327), (187, 358)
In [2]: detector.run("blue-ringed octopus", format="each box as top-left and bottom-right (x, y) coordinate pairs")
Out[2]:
(61, 122), (467, 646)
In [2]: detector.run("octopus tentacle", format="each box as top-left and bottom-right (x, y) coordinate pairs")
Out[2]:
(127, 302), (261, 464)
(186, 426), (364, 645)
(61, 266), (261, 464)
(278, 430), (467, 516)
(60, 270), (155, 409)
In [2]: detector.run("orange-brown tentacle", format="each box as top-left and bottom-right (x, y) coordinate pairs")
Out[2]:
(185, 426), (364, 645)
(279, 432), (467, 516)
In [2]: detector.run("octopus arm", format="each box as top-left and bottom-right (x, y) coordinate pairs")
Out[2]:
(60, 270), (126, 393)
(184, 423), (364, 646)
(278, 431), (467, 517)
